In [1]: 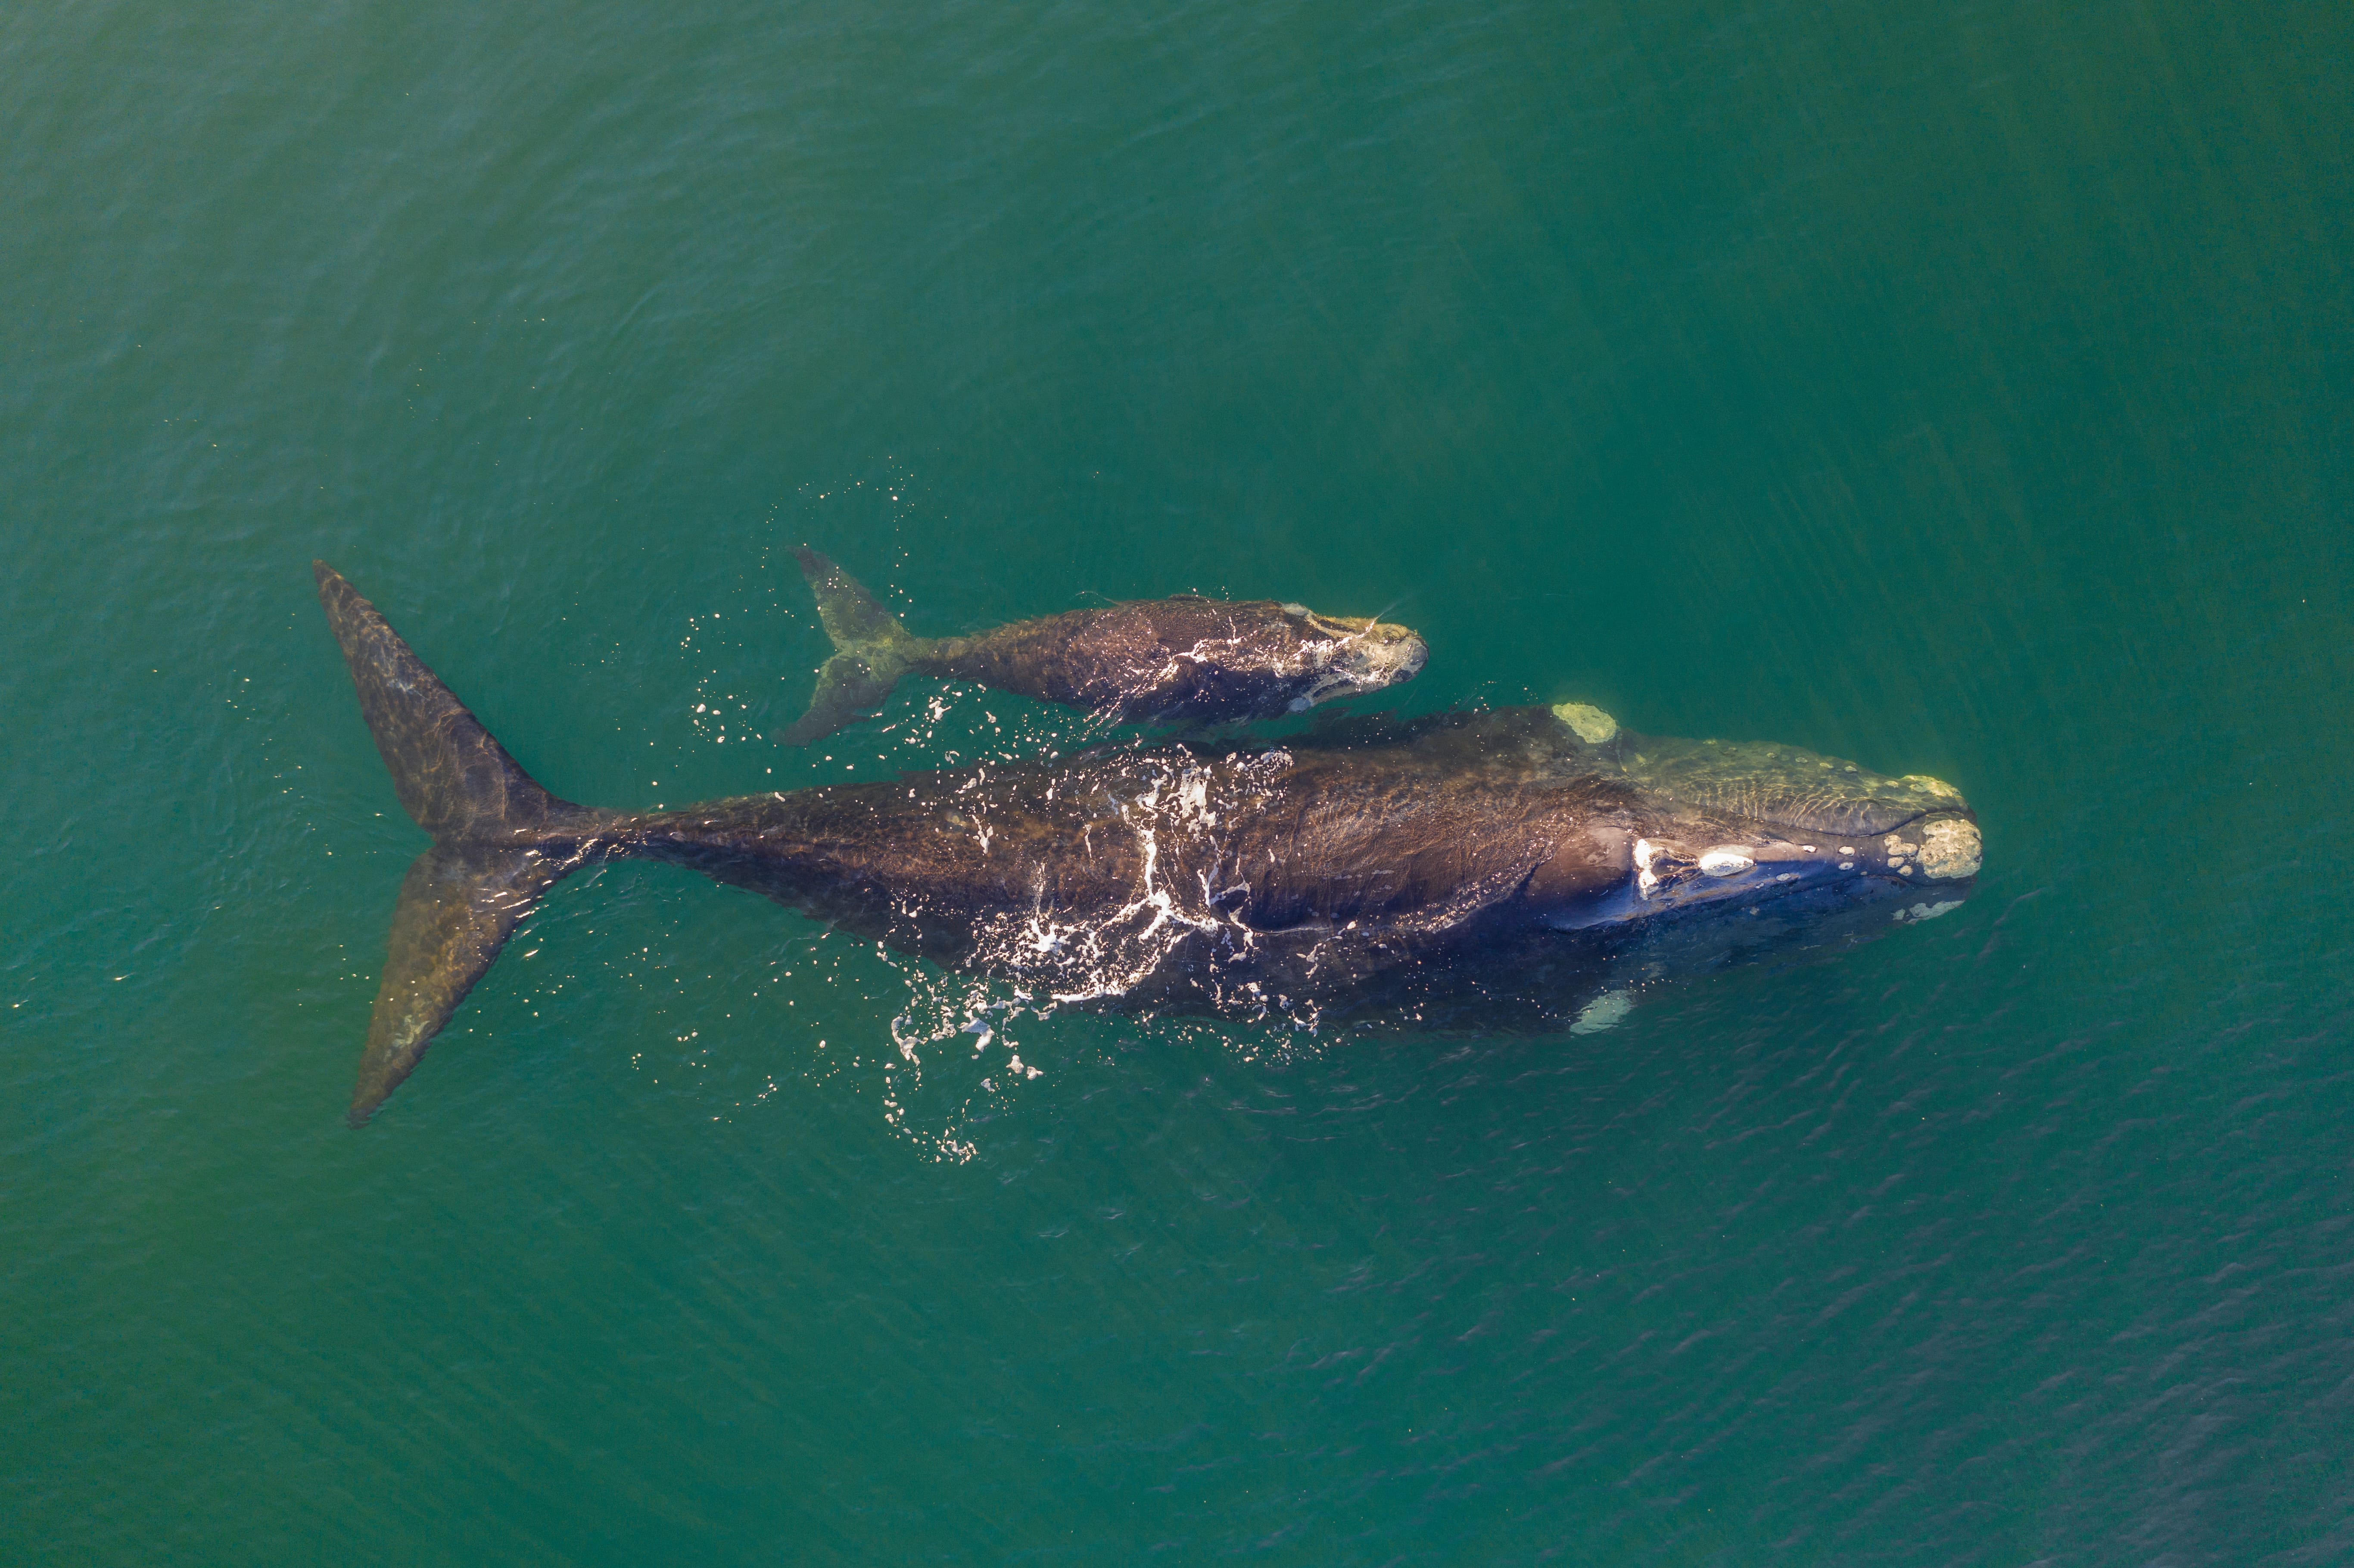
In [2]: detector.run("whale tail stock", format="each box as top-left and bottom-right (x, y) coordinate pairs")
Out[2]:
(315, 562), (618, 1125)
(778, 546), (928, 746)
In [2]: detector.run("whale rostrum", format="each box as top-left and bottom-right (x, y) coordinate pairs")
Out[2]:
(779, 547), (1429, 744)
(315, 562), (1980, 1125)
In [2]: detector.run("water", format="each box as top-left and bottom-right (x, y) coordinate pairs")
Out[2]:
(5, 1), (2348, 1561)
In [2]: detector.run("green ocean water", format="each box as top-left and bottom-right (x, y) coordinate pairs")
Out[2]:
(4, 0), (2349, 1560)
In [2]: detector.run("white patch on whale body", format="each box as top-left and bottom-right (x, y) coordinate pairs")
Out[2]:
(1698, 848), (1754, 876)
(1571, 992), (1633, 1034)
(1551, 702), (1619, 744)
(1894, 899), (1965, 923)
(1633, 837), (1660, 871)
(1917, 819), (1983, 879)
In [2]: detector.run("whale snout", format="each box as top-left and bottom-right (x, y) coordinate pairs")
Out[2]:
(1290, 623), (1429, 711)
(1624, 806), (1981, 927)
(1537, 718), (1986, 958)
(1834, 814), (1981, 884)
(1770, 810), (1977, 885)
(1342, 625), (1427, 688)
(1913, 816), (1982, 880)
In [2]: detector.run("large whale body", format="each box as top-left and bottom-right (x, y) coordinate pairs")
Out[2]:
(315, 564), (1980, 1124)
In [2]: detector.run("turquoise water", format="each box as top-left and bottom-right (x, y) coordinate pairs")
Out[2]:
(5, 1), (2349, 1560)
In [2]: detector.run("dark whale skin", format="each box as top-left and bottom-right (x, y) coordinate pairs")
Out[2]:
(313, 564), (1978, 1123)
(920, 597), (1404, 722)
(780, 548), (1427, 744)
(629, 720), (1631, 1002)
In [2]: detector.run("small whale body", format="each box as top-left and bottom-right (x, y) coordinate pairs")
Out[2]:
(313, 563), (1980, 1125)
(779, 547), (1428, 744)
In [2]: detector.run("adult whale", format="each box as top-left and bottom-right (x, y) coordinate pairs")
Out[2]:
(314, 564), (1980, 1124)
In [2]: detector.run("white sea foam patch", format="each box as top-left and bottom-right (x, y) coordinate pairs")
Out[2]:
(867, 946), (1331, 1161)
(919, 748), (1296, 1005)
(857, 747), (1343, 1156)
(873, 954), (1055, 1163)
(633, 915), (1049, 1164)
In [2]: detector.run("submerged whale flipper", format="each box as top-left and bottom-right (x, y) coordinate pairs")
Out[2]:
(315, 562), (605, 1124)
(779, 547), (925, 746)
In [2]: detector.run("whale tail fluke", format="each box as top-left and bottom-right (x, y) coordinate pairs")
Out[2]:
(315, 562), (614, 1124)
(778, 547), (928, 746)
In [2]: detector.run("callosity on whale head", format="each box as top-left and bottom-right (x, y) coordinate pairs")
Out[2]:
(1278, 604), (1429, 712)
(1537, 705), (1983, 960)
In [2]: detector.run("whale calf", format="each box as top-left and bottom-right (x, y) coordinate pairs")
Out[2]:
(314, 563), (1979, 1124)
(780, 548), (1428, 744)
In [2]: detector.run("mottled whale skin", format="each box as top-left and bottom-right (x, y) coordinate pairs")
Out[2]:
(780, 547), (1428, 744)
(314, 564), (1980, 1124)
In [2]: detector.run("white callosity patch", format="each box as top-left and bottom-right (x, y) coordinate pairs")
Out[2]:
(1280, 616), (1424, 712)
(1916, 818), (1983, 880)
(1551, 702), (1619, 744)
(1632, 836), (1664, 899)
(1570, 992), (1632, 1034)
(1633, 836), (1742, 899)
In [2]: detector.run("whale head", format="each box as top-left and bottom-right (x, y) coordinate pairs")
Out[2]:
(1277, 606), (1429, 712)
(1539, 710), (1983, 958)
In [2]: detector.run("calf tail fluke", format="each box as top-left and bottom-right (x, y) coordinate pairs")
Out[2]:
(315, 563), (610, 1124)
(778, 547), (925, 746)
